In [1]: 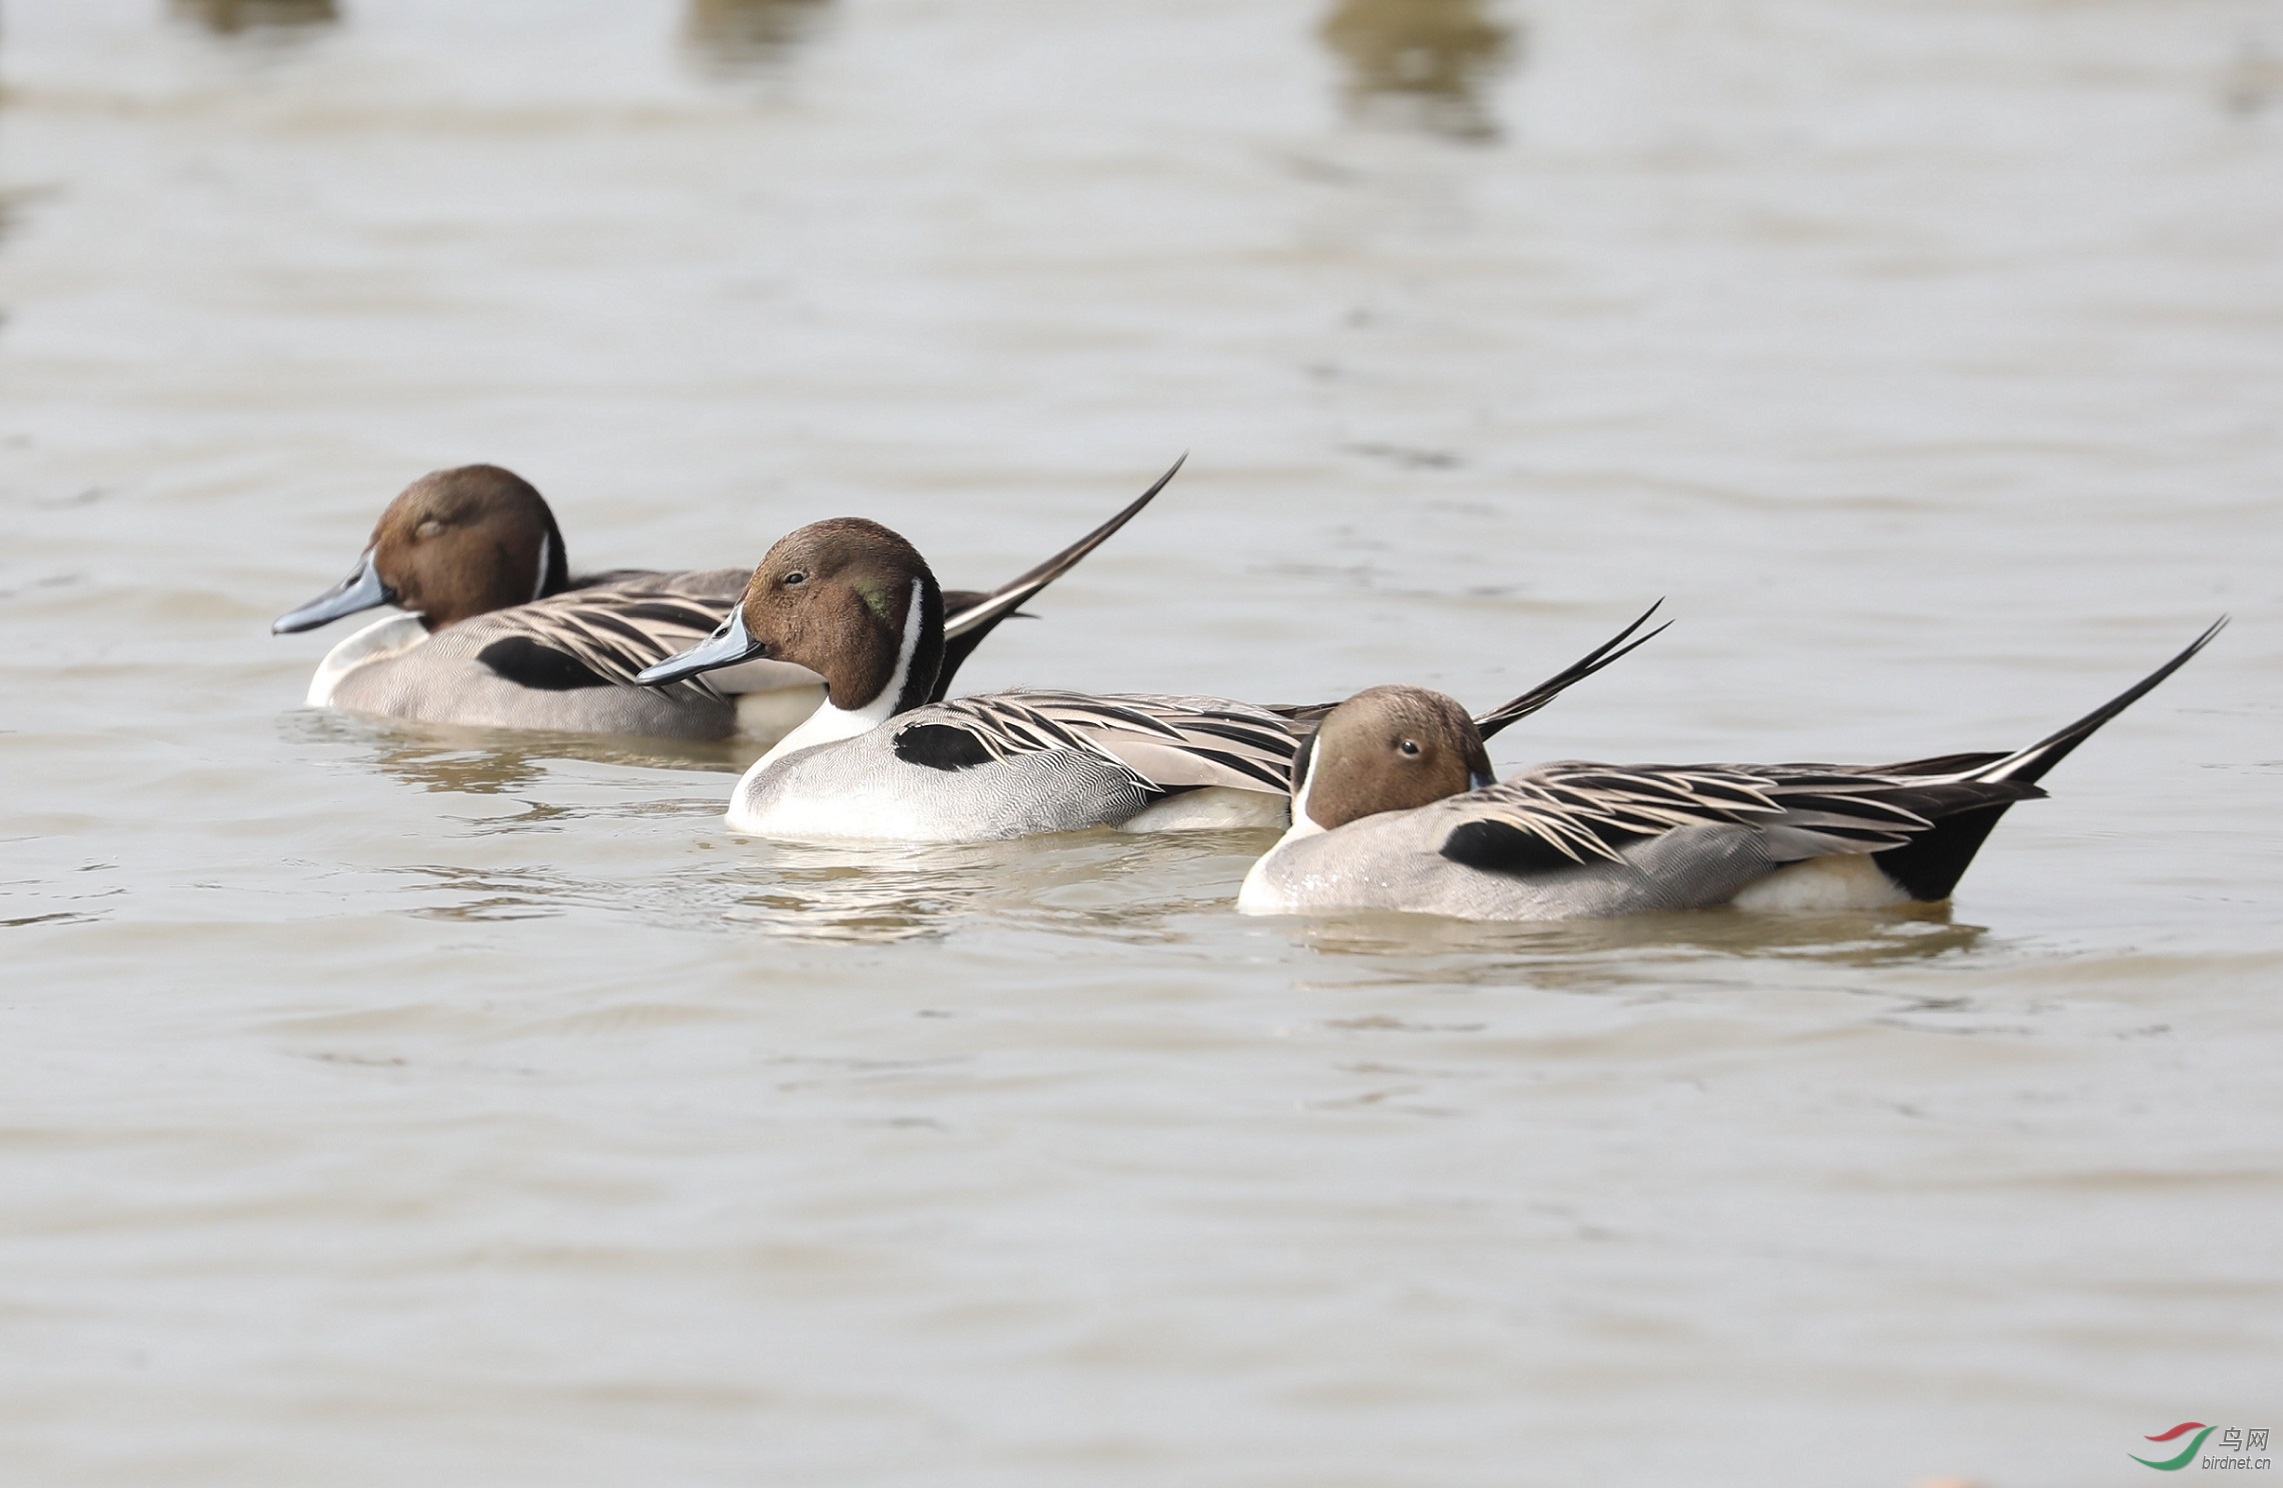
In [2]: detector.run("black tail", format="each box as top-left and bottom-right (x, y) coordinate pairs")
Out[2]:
(931, 454), (1183, 700)
(1870, 618), (2225, 901)
(1474, 600), (1670, 742)
(1869, 798), (2027, 903)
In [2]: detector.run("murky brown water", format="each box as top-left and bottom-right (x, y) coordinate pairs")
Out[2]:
(3, 2), (2280, 1484)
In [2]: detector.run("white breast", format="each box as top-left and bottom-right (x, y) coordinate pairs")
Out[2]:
(307, 614), (428, 706)
(1235, 815), (1326, 913)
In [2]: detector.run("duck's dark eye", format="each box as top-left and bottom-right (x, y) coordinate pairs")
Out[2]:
(782, 571), (808, 587)
(1398, 738), (1421, 757)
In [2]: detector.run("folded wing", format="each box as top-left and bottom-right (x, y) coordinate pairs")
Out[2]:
(475, 571), (752, 697)
(1437, 762), (2037, 877)
(892, 689), (1301, 794)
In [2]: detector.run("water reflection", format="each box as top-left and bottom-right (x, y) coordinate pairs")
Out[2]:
(1320, 0), (1516, 140)
(684, 0), (832, 73)
(723, 851), (985, 944)
(710, 830), (1271, 946)
(720, 836), (1134, 945)
(283, 711), (749, 801)
(399, 864), (571, 923)
(170, 0), (340, 36)
(1291, 904), (1989, 985)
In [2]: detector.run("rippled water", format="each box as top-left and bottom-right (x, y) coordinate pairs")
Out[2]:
(3, 2), (2280, 1484)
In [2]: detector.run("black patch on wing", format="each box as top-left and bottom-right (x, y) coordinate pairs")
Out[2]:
(1440, 819), (1646, 877)
(893, 722), (996, 772)
(477, 637), (613, 691)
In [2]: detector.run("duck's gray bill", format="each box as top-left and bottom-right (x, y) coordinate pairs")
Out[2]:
(273, 551), (391, 634)
(637, 608), (765, 687)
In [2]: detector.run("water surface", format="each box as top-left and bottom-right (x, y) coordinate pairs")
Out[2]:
(2, 2), (2280, 1484)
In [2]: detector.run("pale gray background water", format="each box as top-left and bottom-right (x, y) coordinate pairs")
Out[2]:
(2, 2), (2279, 1484)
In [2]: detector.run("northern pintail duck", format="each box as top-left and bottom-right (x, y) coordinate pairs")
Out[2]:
(1237, 621), (2225, 919)
(635, 515), (1666, 841)
(273, 461), (1172, 741)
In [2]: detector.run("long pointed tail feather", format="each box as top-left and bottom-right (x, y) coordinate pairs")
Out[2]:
(1474, 600), (1670, 742)
(1870, 618), (2225, 901)
(1966, 617), (2226, 786)
(932, 454), (1184, 700)
(1260, 601), (1668, 736)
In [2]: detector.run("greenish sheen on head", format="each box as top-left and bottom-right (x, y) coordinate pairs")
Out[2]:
(852, 577), (901, 629)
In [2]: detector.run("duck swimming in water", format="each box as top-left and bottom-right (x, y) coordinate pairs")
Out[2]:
(1236, 621), (2225, 919)
(273, 459), (1177, 742)
(635, 513), (1666, 841)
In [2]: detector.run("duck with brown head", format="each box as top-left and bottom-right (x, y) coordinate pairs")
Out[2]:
(1283, 685), (1496, 836)
(275, 465), (572, 636)
(1238, 622), (2225, 920)
(638, 526), (1666, 842)
(272, 460), (1176, 743)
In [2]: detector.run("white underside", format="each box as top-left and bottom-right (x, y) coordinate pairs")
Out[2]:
(731, 781), (1291, 844)
(1730, 853), (1912, 912)
(306, 613), (428, 706)
(1117, 787), (1289, 834)
(727, 788), (947, 842)
(1237, 832), (1917, 919)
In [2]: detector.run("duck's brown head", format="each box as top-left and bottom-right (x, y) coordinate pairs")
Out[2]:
(637, 517), (944, 714)
(273, 465), (570, 635)
(1293, 685), (1494, 831)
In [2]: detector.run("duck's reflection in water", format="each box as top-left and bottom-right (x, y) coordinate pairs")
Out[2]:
(684, 0), (832, 73)
(290, 710), (754, 799)
(715, 831), (1268, 946)
(287, 709), (1263, 940)
(171, 0), (340, 36)
(722, 846), (991, 944)
(1320, 0), (1517, 140)
(1289, 903), (1991, 988)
